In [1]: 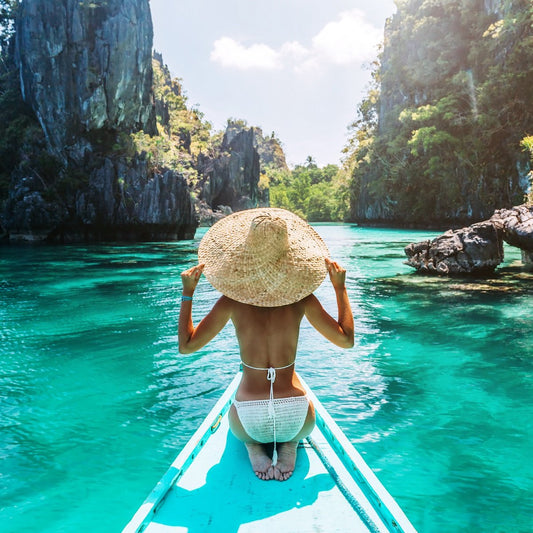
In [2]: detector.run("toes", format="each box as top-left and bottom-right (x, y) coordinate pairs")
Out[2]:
(272, 466), (282, 481)
(276, 469), (293, 481)
(255, 468), (277, 481)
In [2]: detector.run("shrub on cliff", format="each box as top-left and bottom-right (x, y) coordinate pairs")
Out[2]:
(521, 136), (533, 205)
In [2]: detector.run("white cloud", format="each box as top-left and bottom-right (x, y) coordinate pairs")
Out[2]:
(280, 41), (311, 62)
(210, 9), (382, 72)
(312, 9), (382, 65)
(210, 37), (280, 70)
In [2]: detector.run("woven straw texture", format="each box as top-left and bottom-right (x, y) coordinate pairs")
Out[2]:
(198, 208), (329, 307)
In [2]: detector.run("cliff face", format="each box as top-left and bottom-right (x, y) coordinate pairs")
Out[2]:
(15, 0), (156, 160)
(196, 121), (285, 219)
(2, 0), (197, 242)
(351, 0), (532, 227)
(197, 125), (260, 212)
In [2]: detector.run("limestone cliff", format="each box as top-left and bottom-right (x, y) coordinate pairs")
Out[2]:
(195, 121), (283, 222)
(197, 125), (260, 212)
(350, 0), (532, 226)
(16, 0), (156, 160)
(2, 0), (197, 242)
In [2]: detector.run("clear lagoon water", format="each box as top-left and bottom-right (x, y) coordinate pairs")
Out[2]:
(1, 225), (532, 532)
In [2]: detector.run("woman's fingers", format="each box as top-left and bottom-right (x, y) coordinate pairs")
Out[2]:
(181, 264), (205, 290)
(182, 264), (204, 277)
(325, 258), (344, 273)
(325, 258), (346, 287)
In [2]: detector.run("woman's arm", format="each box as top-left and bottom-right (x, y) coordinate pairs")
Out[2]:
(178, 264), (232, 354)
(303, 259), (354, 348)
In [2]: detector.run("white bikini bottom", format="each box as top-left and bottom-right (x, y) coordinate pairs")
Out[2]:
(233, 396), (310, 445)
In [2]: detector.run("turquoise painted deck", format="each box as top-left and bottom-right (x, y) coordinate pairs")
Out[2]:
(124, 374), (416, 533)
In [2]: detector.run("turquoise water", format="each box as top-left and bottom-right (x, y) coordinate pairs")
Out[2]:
(1, 225), (532, 532)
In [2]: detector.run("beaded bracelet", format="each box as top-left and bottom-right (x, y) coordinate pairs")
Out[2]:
(181, 295), (193, 302)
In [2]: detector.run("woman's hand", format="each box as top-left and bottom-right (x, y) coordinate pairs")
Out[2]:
(305, 258), (354, 348)
(325, 258), (346, 290)
(181, 264), (204, 295)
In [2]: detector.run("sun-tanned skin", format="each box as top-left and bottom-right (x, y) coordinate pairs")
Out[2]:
(179, 258), (354, 481)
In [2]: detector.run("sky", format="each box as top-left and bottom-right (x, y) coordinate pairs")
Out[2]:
(150, 0), (397, 167)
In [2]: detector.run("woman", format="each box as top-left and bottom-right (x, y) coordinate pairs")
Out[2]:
(179, 208), (354, 481)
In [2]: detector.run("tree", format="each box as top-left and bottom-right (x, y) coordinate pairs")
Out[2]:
(269, 160), (348, 221)
(521, 136), (533, 205)
(0, 0), (18, 61)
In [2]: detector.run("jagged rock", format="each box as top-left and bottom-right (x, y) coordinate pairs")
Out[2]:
(2, 175), (68, 241)
(490, 205), (533, 251)
(404, 221), (504, 274)
(3, 158), (197, 242)
(197, 125), (260, 211)
(223, 122), (288, 171)
(405, 204), (533, 274)
(15, 0), (156, 160)
(196, 201), (232, 227)
(72, 156), (197, 242)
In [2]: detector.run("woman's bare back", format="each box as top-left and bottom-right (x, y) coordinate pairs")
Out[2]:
(229, 298), (307, 400)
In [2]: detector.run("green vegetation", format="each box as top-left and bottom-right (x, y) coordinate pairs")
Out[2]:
(129, 56), (214, 185)
(521, 135), (533, 205)
(268, 158), (349, 222)
(0, 0), (17, 54)
(345, 0), (533, 225)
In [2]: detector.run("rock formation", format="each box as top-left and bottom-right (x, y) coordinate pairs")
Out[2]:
(404, 221), (504, 274)
(196, 123), (271, 223)
(405, 204), (533, 274)
(490, 205), (533, 252)
(2, 0), (197, 242)
(15, 0), (156, 160)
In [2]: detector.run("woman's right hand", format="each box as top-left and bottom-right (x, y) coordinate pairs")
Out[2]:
(325, 258), (346, 290)
(181, 264), (204, 295)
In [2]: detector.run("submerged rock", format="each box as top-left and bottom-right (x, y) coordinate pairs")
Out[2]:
(404, 221), (504, 274)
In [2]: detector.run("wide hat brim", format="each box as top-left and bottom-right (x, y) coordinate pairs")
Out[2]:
(198, 208), (329, 307)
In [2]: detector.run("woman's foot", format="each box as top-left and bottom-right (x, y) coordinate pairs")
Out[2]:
(245, 443), (275, 480)
(273, 441), (298, 481)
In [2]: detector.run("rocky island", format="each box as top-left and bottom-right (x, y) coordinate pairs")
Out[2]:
(0, 0), (284, 243)
(405, 204), (533, 274)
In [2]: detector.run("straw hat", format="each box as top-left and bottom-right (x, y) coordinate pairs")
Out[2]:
(198, 208), (329, 307)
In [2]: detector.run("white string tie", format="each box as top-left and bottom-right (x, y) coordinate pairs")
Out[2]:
(240, 360), (296, 468)
(266, 367), (278, 465)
